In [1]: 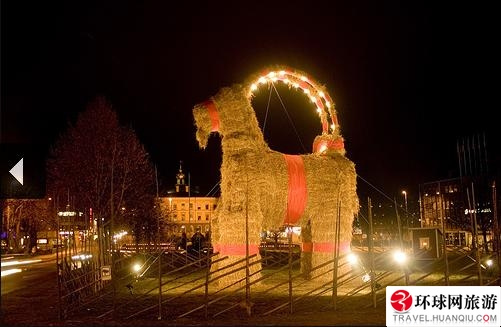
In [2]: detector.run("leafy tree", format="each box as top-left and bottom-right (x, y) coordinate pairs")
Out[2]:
(47, 97), (156, 244)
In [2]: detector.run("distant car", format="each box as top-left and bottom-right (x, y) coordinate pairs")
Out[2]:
(1, 240), (9, 253)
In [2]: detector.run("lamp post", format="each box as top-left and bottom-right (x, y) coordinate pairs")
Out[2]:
(402, 191), (408, 229)
(168, 197), (173, 234)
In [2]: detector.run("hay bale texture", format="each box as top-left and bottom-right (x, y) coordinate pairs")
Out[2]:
(193, 70), (359, 287)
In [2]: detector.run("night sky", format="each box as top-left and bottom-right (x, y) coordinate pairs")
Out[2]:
(1, 2), (499, 206)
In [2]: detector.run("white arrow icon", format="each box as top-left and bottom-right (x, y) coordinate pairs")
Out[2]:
(9, 158), (24, 185)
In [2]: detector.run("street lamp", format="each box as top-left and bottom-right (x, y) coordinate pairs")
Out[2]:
(402, 191), (408, 229)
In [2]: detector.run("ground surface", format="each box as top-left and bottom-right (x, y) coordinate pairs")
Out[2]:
(3, 248), (496, 327)
(1, 261), (387, 326)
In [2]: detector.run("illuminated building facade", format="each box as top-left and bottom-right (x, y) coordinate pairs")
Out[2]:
(158, 163), (218, 237)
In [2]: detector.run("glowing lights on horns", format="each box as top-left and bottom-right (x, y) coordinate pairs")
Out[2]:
(248, 68), (339, 136)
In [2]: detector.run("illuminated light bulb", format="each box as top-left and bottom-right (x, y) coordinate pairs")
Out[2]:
(300, 75), (308, 81)
(250, 84), (258, 91)
(318, 91), (325, 98)
(258, 77), (267, 84)
(325, 101), (331, 108)
(271, 77), (277, 82)
(267, 71), (276, 78)
(279, 70), (286, 76)
(283, 78), (289, 84)
(303, 88), (310, 94)
(319, 144), (327, 153)
(293, 83), (299, 88)
(316, 108), (322, 113)
(331, 123), (336, 131)
(310, 96), (316, 103)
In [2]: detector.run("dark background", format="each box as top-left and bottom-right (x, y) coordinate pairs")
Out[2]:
(1, 1), (499, 206)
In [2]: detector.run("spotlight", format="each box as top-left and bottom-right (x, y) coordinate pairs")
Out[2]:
(347, 253), (358, 265)
(133, 263), (142, 273)
(485, 259), (493, 267)
(393, 250), (407, 264)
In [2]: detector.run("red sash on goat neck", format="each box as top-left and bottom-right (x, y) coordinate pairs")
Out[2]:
(283, 154), (307, 225)
(203, 100), (220, 132)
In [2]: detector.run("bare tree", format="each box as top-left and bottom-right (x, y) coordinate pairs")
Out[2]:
(47, 97), (156, 245)
(1, 199), (53, 253)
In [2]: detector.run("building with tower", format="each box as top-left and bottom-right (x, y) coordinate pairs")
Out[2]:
(158, 163), (218, 238)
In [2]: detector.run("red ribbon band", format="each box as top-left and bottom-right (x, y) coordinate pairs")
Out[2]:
(213, 244), (259, 256)
(301, 241), (350, 253)
(283, 154), (307, 225)
(203, 100), (220, 132)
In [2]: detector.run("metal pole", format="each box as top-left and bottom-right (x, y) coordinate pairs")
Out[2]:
(471, 183), (483, 285)
(56, 195), (62, 320)
(440, 193), (449, 285)
(288, 225), (293, 314)
(205, 252), (210, 318)
(110, 149), (116, 317)
(245, 170), (251, 317)
(368, 197), (376, 308)
(332, 196), (341, 310)
(466, 187), (482, 285)
(395, 198), (409, 285)
(187, 172), (190, 265)
(492, 181), (500, 286)
(158, 197), (162, 320)
(402, 191), (408, 229)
